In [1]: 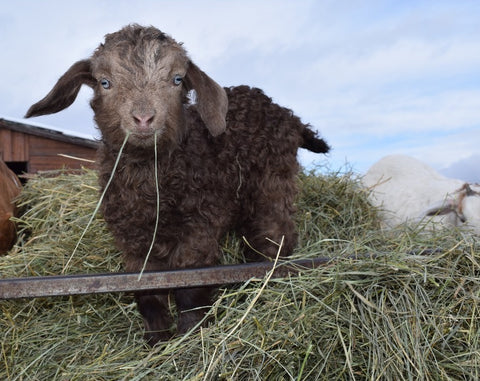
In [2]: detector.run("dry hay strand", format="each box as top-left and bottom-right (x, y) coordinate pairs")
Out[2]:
(1, 168), (479, 380)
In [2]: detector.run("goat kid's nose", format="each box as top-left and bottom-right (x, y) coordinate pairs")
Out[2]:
(133, 112), (155, 130)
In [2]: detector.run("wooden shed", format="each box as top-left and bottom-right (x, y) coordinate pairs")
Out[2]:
(0, 118), (99, 176)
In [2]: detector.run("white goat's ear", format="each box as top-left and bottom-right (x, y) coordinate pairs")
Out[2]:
(424, 200), (466, 222)
(184, 62), (228, 136)
(25, 60), (95, 118)
(424, 201), (455, 216)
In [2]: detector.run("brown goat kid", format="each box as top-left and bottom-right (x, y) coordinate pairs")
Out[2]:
(26, 24), (330, 345)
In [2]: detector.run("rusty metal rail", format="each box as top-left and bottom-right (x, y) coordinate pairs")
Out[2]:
(0, 257), (331, 300)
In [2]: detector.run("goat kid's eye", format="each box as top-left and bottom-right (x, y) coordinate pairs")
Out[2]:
(173, 75), (183, 86)
(100, 78), (111, 89)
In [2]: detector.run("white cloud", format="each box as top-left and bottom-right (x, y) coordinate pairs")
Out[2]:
(310, 39), (480, 92)
(336, 89), (480, 136)
(1, 0), (479, 182)
(441, 154), (480, 183)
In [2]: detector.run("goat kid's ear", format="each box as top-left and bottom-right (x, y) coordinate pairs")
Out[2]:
(25, 60), (96, 118)
(184, 62), (228, 136)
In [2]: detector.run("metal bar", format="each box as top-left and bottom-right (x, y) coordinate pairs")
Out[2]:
(0, 258), (331, 300)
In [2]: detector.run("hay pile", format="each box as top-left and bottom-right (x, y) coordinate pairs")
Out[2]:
(1, 168), (480, 380)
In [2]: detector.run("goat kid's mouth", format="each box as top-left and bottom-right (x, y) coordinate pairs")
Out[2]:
(133, 129), (155, 138)
(119, 123), (164, 145)
(125, 123), (164, 138)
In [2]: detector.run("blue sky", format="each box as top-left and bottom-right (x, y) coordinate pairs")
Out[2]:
(1, 0), (479, 181)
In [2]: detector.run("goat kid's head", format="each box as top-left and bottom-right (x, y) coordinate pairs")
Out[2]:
(25, 24), (228, 148)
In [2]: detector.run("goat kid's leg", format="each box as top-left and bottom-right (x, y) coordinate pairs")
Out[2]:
(135, 291), (173, 346)
(170, 234), (221, 335)
(241, 204), (297, 261)
(125, 251), (175, 345)
(240, 173), (299, 260)
(174, 287), (214, 334)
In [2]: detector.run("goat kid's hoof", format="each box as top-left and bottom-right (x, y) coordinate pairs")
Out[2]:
(144, 329), (174, 347)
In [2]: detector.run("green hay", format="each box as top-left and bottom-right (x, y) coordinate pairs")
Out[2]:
(1, 168), (479, 380)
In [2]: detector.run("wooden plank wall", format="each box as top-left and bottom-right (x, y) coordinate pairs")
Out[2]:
(28, 135), (97, 172)
(0, 128), (28, 162)
(0, 127), (97, 173)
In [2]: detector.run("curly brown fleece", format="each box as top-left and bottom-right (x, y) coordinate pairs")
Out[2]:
(26, 24), (330, 345)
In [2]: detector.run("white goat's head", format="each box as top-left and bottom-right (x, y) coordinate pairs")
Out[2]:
(425, 183), (480, 232)
(458, 184), (480, 232)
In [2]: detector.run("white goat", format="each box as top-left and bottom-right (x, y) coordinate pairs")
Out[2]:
(362, 155), (480, 233)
